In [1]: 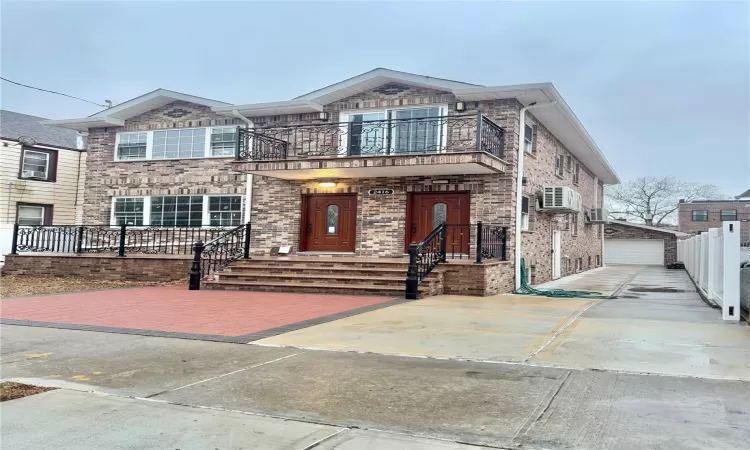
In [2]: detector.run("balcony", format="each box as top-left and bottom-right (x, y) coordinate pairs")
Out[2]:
(232, 112), (507, 179)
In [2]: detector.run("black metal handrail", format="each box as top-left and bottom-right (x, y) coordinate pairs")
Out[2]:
(405, 222), (509, 299)
(9, 224), (235, 257)
(188, 223), (251, 290)
(237, 111), (504, 161)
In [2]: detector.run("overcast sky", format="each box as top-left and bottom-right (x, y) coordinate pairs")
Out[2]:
(1, 1), (748, 195)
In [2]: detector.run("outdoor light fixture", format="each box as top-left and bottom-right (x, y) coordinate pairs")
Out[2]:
(318, 112), (329, 121)
(432, 179), (450, 184)
(319, 182), (336, 187)
(455, 101), (466, 112)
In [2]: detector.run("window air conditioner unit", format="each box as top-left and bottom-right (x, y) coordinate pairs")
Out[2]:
(589, 208), (609, 223)
(542, 187), (581, 212)
(23, 170), (46, 179)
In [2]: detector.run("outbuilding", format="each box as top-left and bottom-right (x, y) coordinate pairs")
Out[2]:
(603, 221), (688, 266)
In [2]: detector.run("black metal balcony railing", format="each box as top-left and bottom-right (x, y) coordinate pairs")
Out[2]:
(236, 111), (504, 161)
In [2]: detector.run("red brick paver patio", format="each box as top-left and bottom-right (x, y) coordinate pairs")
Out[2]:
(0, 285), (398, 341)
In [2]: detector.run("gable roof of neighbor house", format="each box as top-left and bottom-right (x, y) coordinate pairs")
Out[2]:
(1, 110), (82, 149)
(40, 68), (620, 184)
(607, 220), (690, 238)
(736, 188), (750, 199)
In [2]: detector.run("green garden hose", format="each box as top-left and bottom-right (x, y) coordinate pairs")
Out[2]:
(514, 258), (612, 299)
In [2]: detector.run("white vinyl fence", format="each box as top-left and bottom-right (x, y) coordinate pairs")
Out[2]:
(677, 221), (740, 322)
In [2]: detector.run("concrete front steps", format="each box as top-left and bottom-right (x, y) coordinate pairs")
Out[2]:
(203, 256), (442, 298)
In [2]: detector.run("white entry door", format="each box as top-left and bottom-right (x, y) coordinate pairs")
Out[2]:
(604, 239), (664, 265)
(552, 230), (562, 279)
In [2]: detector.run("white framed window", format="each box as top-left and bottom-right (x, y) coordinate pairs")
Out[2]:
(576, 257), (582, 271)
(208, 196), (244, 226)
(521, 196), (530, 231)
(340, 105), (448, 156)
(18, 205), (47, 226)
(210, 127), (239, 157)
(114, 127), (237, 161)
(111, 195), (244, 227)
(573, 163), (580, 185)
(555, 154), (564, 177)
(566, 155), (573, 171)
(153, 128), (206, 159)
(116, 132), (148, 160)
(571, 213), (579, 236)
(113, 197), (145, 226)
(150, 195), (204, 227)
(523, 124), (534, 154)
(21, 150), (50, 179)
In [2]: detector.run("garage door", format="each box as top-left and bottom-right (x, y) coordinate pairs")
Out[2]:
(604, 239), (664, 265)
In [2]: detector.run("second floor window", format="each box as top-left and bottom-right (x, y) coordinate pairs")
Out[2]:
(720, 210), (737, 221)
(691, 210), (708, 221)
(555, 155), (564, 176)
(117, 132), (148, 160)
(153, 129), (206, 159)
(523, 124), (534, 154)
(573, 163), (580, 184)
(211, 128), (238, 156)
(20, 149), (53, 180)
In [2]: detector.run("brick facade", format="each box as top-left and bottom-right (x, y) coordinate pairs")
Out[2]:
(603, 222), (679, 265)
(678, 200), (750, 243)
(75, 82), (608, 294)
(2, 254), (191, 282)
(82, 101), (246, 224)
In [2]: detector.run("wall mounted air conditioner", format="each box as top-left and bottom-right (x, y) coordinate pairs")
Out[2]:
(588, 208), (609, 223)
(542, 186), (582, 212)
(22, 170), (46, 179)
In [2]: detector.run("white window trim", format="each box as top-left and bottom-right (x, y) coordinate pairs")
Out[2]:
(110, 194), (244, 228)
(338, 105), (449, 157)
(521, 195), (530, 231)
(114, 127), (238, 162)
(21, 149), (50, 179)
(523, 124), (534, 154)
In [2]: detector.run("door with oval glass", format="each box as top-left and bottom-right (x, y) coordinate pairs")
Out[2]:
(407, 192), (470, 254)
(301, 194), (357, 252)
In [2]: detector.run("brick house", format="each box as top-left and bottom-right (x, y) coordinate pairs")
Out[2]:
(678, 192), (750, 244)
(42, 68), (619, 296)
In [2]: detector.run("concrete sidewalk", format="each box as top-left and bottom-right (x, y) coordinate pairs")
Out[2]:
(1, 389), (482, 450)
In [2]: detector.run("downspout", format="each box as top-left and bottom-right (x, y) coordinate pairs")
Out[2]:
(231, 110), (254, 224)
(514, 100), (557, 291)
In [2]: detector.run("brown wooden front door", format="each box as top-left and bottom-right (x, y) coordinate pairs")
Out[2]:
(301, 194), (357, 252)
(406, 192), (471, 254)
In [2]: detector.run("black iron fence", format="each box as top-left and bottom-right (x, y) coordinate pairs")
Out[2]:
(237, 111), (504, 161)
(9, 224), (235, 257)
(405, 222), (508, 299)
(189, 223), (251, 290)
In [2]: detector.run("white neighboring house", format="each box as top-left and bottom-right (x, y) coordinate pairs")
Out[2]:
(0, 110), (86, 262)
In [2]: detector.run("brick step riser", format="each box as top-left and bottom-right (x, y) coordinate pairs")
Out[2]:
(224, 268), (407, 277)
(232, 261), (410, 270)
(214, 275), (436, 287)
(203, 283), (426, 298)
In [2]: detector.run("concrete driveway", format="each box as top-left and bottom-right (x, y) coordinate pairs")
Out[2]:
(257, 266), (750, 380)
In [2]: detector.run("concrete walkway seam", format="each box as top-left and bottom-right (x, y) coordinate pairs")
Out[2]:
(145, 352), (304, 398)
(608, 265), (649, 299)
(510, 370), (572, 442)
(299, 428), (348, 450)
(521, 300), (603, 362)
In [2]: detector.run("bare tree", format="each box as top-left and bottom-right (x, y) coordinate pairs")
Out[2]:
(605, 176), (724, 226)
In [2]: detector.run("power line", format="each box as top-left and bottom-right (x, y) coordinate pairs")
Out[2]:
(0, 77), (107, 107)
